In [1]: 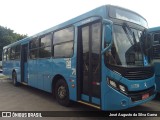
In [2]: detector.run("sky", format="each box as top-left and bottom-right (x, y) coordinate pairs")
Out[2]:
(0, 0), (159, 36)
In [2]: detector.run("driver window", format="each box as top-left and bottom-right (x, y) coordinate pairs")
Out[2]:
(105, 44), (120, 65)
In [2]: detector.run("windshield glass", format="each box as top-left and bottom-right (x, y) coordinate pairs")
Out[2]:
(105, 24), (145, 67)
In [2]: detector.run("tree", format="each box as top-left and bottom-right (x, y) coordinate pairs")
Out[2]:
(0, 26), (27, 60)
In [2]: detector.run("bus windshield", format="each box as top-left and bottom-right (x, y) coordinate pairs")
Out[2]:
(105, 24), (145, 67)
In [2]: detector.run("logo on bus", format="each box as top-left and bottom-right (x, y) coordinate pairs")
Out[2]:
(144, 82), (147, 88)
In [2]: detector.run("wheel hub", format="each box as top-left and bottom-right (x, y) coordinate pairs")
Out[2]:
(58, 86), (66, 99)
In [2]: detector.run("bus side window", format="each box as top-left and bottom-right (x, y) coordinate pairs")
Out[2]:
(53, 26), (74, 58)
(6, 48), (11, 60)
(39, 34), (52, 58)
(3, 49), (7, 61)
(10, 47), (15, 60)
(15, 44), (21, 59)
(29, 38), (39, 59)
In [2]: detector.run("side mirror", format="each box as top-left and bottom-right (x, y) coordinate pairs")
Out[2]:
(101, 19), (113, 54)
(104, 25), (112, 44)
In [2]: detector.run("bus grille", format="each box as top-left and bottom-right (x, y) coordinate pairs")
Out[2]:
(123, 70), (154, 80)
(107, 64), (154, 80)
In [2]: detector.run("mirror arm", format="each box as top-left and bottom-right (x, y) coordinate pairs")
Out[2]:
(101, 31), (113, 54)
(101, 40), (113, 54)
(103, 19), (113, 25)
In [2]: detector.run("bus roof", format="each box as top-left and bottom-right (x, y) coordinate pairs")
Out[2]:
(3, 4), (146, 49)
(148, 26), (160, 33)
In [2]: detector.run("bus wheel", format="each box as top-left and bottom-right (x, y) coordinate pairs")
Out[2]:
(12, 72), (19, 86)
(55, 79), (70, 106)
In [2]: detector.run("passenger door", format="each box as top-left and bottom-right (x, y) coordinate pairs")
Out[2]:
(77, 21), (101, 105)
(21, 44), (28, 83)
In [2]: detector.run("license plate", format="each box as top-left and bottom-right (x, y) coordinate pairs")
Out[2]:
(142, 93), (149, 100)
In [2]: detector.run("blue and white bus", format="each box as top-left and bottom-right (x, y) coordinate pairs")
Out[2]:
(2, 5), (156, 111)
(146, 27), (160, 92)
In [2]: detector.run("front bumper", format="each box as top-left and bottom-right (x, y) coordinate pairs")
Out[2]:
(102, 85), (156, 111)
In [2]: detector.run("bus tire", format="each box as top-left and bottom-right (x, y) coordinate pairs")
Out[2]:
(55, 79), (70, 106)
(12, 72), (19, 86)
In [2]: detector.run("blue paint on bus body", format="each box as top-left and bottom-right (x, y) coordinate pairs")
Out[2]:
(2, 5), (156, 111)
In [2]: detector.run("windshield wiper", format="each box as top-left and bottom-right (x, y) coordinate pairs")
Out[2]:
(122, 22), (137, 45)
(132, 32), (137, 45)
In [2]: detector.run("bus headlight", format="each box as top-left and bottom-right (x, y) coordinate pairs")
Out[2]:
(119, 84), (126, 92)
(107, 78), (127, 94)
(108, 79), (117, 88)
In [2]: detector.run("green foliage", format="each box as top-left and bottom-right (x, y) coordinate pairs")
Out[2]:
(0, 26), (27, 60)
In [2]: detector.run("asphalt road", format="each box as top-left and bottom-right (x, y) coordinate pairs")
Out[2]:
(0, 78), (160, 120)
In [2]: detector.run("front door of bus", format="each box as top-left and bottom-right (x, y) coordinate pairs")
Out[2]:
(21, 44), (28, 83)
(77, 21), (101, 106)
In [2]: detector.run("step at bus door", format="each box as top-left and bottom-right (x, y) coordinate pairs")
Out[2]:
(21, 44), (28, 83)
(77, 21), (101, 106)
